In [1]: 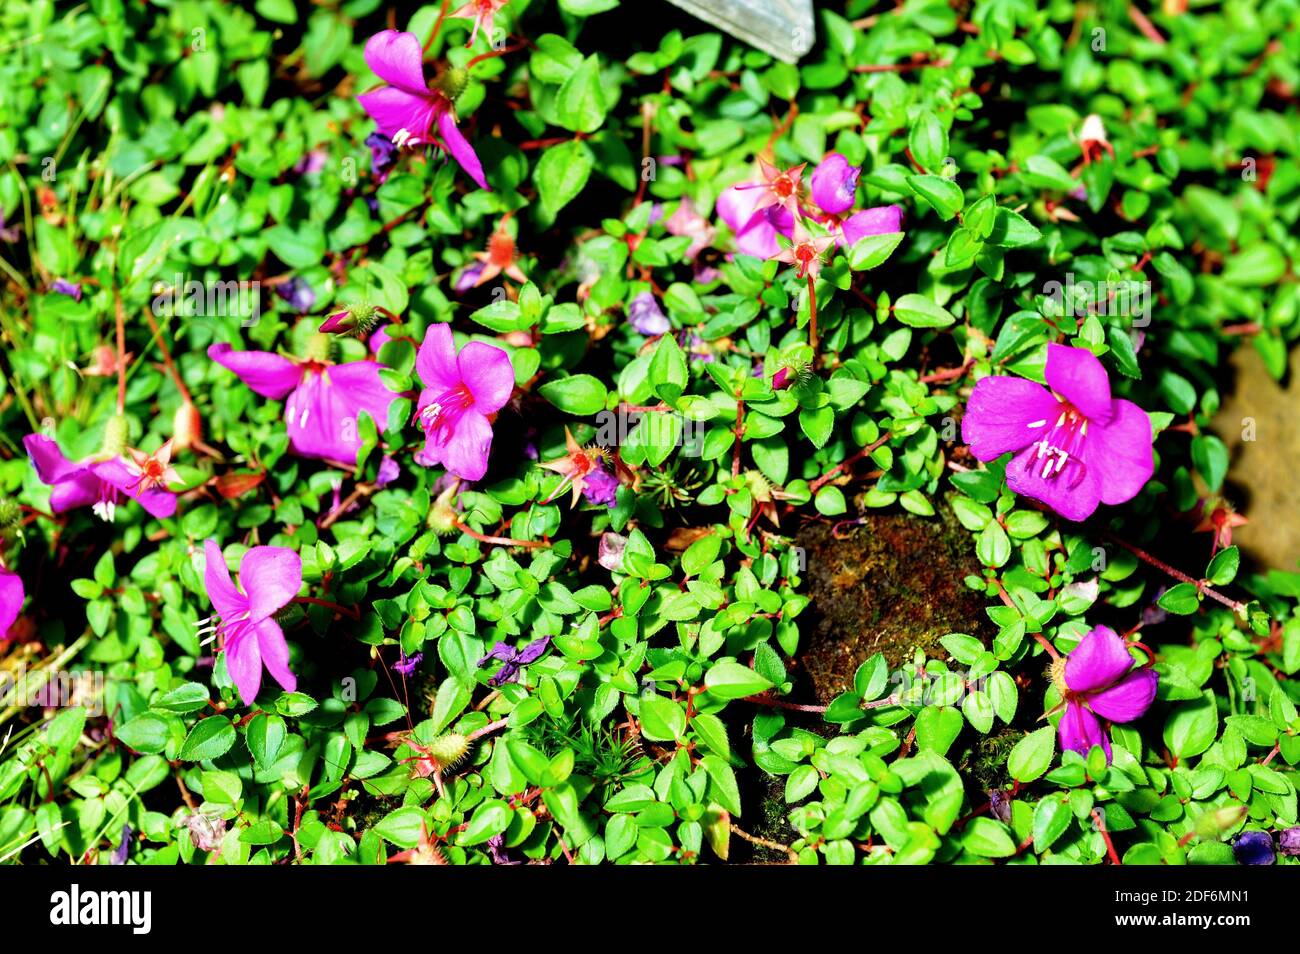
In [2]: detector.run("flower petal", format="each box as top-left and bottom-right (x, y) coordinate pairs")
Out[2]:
(1058, 700), (1111, 759)
(437, 406), (494, 481)
(436, 110), (490, 190)
(0, 568), (24, 637)
(715, 183), (760, 233)
(457, 341), (515, 412)
(208, 344), (302, 400)
(841, 205), (903, 245)
(1064, 625), (1137, 694)
(1084, 398), (1154, 506)
(357, 87), (437, 144)
(48, 472), (101, 513)
(240, 546), (302, 623)
(1087, 667), (1158, 724)
(23, 434), (85, 485)
(92, 459), (177, 518)
(416, 323), (462, 394)
(203, 539), (248, 621)
(810, 153), (859, 214)
(328, 361), (402, 435)
(224, 634), (263, 706)
(362, 29), (428, 94)
(962, 376), (1062, 460)
(1005, 441), (1103, 521)
(1044, 344), (1112, 422)
(284, 373), (357, 463)
(254, 618), (296, 693)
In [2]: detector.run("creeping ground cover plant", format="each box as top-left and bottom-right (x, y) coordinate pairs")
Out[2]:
(0, 0), (1299, 870)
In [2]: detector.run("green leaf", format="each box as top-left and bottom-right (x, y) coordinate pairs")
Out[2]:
(894, 293), (956, 329)
(908, 110), (948, 173)
(703, 661), (773, 700)
(963, 817), (1017, 858)
(539, 374), (608, 415)
(1032, 794), (1072, 853)
(1205, 546), (1239, 586)
(535, 139), (594, 218)
(1007, 726), (1055, 782)
(638, 695), (687, 741)
(847, 232), (904, 270)
(179, 717), (237, 762)
(554, 55), (607, 132)
(907, 175), (964, 220)
(1158, 582), (1201, 615)
(987, 207), (1043, 248)
(1163, 694), (1218, 758)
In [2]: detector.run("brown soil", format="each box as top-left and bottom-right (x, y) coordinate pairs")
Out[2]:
(794, 503), (991, 704)
(1214, 345), (1300, 573)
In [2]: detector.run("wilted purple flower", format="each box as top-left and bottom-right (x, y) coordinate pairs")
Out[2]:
(455, 260), (487, 293)
(487, 833), (521, 865)
(376, 455), (401, 487)
(393, 650), (423, 676)
(275, 277), (316, 313)
(51, 279), (83, 301)
(582, 466), (620, 508)
(185, 812), (226, 852)
(295, 151), (328, 175)
(366, 132), (399, 181)
(810, 153), (860, 214)
(477, 635), (551, 686)
(111, 824), (132, 865)
(0, 566), (24, 641)
(201, 539), (302, 706)
(1278, 828), (1300, 857)
(665, 198), (715, 260)
(988, 789), (1012, 824)
(598, 533), (627, 572)
(1233, 830), (1275, 865)
(1050, 625), (1157, 761)
(962, 343), (1154, 521)
(628, 292), (670, 336)
(0, 213), (18, 242)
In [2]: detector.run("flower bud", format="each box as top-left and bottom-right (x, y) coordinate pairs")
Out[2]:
(435, 67), (469, 101)
(100, 414), (129, 459)
(173, 399), (203, 451)
(319, 302), (380, 337)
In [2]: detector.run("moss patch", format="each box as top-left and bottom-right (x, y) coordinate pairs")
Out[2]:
(794, 503), (990, 704)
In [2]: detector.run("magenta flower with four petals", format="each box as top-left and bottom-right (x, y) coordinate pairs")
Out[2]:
(201, 540), (302, 706)
(356, 30), (490, 190)
(415, 323), (514, 481)
(0, 566), (23, 640)
(208, 344), (400, 465)
(1052, 625), (1158, 760)
(24, 434), (178, 522)
(961, 343), (1154, 521)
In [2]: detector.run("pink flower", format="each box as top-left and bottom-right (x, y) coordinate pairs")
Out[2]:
(415, 324), (514, 481)
(809, 153), (859, 214)
(24, 434), (177, 522)
(1051, 625), (1158, 760)
(451, 0), (510, 47)
(356, 30), (490, 190)
(201, 540), (302, 706)
(208, 344), (400, 465)
(0, 566), (23, 641)
(961, 344), (1154, 521)
(772, 220), (834, 279)
(717, 154), (902, 257)
(664, 198), (715, 260)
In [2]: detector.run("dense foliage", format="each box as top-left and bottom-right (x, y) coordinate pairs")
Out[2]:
(1, 0), (1299, 866)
